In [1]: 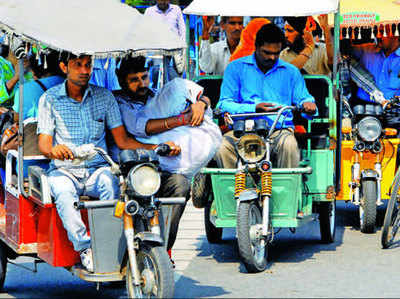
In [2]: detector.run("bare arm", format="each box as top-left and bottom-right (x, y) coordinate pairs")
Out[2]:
(38, 134), (74, 160)
(111, 125), (181, 156)
(318, 14), (333, 66)
(284, 30), (315, 70)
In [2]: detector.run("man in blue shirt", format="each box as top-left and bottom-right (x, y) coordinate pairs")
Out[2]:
(37, 53), (180, 272)
(215, 23), (317, 169)
(353, 35), (400, 104)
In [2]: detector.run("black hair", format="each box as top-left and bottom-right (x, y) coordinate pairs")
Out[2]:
(0, 45), (9, 58)
(255, 23), (286, 48)
(116, 56), (147, 91)
(59, 52), (91, 66)
(29, 50), (65, 78)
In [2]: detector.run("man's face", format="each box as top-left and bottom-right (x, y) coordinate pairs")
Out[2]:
(222, 17), (244, 41)
(125, 71), (150, 99)
(156, 0), (170, 11)
(255, 42), (282, 71)
(380, 36), (398, 51)
(60, 56), (92, 87)
(284, 23), (300, 46)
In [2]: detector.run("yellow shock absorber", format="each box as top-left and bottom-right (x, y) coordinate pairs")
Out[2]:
(261, 171), (272, 196)
(234, 172), (246, 198)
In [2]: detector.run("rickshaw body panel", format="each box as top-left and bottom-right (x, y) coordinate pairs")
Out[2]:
(209, 170), (313, 228)
(336, 139), (400, 201)
(303, 149), (335, 201)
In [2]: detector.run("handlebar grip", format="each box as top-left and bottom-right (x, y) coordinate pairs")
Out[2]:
(155, 143), (171, 156)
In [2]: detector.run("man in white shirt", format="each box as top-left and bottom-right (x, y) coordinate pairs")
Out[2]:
(199, 16), (244, 76)
(145, 0), (186, 82)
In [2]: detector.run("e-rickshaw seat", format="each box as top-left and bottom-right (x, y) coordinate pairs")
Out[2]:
(294, 76), (331, 149)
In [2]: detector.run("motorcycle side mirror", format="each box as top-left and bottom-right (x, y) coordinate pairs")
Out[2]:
(254, 119), (267, 137)
(233, 120), (245, 138)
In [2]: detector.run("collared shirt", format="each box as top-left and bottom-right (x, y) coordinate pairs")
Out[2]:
(13, 75), (64, 120)
(37, 81), (123, 177)
(280, 43), (331, 77)
(217, 54), (316, 128)
(355, 47), (400, 102)
(199, 39), (231, 76)
(144, 4), (186, 42)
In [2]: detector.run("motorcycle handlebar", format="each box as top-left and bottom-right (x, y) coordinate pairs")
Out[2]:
(157, 197), (186, 205)
(154, 143), (171, 156)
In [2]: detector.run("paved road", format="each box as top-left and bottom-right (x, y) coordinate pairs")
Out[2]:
(0, 200), (399, 298)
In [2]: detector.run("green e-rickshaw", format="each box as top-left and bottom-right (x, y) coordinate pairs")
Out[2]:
(184, 0), (341, 273)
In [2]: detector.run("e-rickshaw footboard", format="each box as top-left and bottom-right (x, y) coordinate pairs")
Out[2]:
(201, 166), (315, 228)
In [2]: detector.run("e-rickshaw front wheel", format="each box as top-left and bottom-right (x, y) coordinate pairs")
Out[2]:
(237, 201), (267, 273)
(126, 245), (174, 298)
(381, 170), (400, 249)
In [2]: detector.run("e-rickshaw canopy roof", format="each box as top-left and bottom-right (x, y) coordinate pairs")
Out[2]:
(326, 0), (400, 39)
(0, 0), (186, 58)
(183, 0), (339, 17)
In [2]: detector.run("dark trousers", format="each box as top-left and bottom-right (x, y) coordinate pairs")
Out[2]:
(159, 172), (190, 251)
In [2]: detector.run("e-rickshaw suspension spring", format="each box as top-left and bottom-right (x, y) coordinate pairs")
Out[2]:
(261, 171), (272, 196)
(234, 172), (246, 198)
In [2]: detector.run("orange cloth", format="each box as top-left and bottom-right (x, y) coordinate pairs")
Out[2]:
(229, 18), (271, 62)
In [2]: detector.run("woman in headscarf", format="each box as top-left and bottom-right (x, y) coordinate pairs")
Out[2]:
(229, 18), (270, 62)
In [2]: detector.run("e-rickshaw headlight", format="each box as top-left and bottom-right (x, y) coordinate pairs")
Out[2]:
(236, 134), (267, 163)
(128, 165), (161, 197)
(357, 116), (382, 142)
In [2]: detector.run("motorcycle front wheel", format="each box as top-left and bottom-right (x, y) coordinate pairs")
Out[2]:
(360, 180), (377, 234)
(237, 201), (268, 273)
(126, 246), (174, 298)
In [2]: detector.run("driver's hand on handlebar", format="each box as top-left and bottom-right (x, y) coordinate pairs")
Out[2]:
(164, 141), (181, 156)
(302, 102), (317, 115)
(50, 144), (74, 160)
(256, 102), (282, 113)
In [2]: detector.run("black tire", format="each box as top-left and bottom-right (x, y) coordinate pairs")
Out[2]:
(204, 197), (223, 243)
(360, 180), (377, 234)
(0, 242), (7, 291)
(382, 170), (400, 249)
(318, 200), (336, 243)
(192, 173), (211, 209)
(237, 201), (267, 273)
(126, 246), (174, 298)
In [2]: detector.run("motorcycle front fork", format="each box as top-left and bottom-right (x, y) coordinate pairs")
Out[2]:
(350, 152), (382, 206)
(124, 209), (162, 288)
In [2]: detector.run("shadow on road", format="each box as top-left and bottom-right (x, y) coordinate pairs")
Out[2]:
(175, 275), (229, 298)
(193, 200), (390, 273)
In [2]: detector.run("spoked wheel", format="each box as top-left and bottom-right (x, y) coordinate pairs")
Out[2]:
(237, 201), (268, 273)
(318, 200), (336, 243)
(360, 180), (377, 234)
(0, 242), (7, 291)
(126, 246), (174, 298)
(204, 195), (223, 243)
(382, 170), (400, 249)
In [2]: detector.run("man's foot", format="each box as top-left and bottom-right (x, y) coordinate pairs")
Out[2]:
(80, 248), (94, 272)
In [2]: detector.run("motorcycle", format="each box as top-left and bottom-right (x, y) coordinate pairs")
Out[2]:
(71, 143), (185, 298)
(340, 96), (400, 233)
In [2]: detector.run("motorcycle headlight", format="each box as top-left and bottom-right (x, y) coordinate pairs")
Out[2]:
(128, 165), (161, 197)
(357, 116), (382, 142)
(236, 134), (266, 163)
